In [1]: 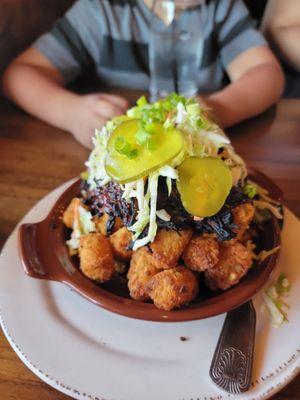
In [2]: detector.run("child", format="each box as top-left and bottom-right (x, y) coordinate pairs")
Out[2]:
(2, 0), (284, 149)
(262, 0), (300, 97)
(262, 0), (300, 73)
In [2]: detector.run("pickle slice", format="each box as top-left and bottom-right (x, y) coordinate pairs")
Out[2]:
(105, 119), (183, 183)
(177, 156), (232, 217)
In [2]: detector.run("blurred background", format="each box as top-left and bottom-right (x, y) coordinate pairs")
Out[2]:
(1, 0), (298, 97)
(0, 0), (74, 79)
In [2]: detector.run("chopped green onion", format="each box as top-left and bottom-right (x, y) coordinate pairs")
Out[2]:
(137, 95), (148, 107)
(115, 136), (128, 152)
(243, 182), (257, 199)
(135, 129), (151, 145)
(146, 139), (157, 152)
(144, 122), (159, 135)
(186, 103), (200, 116)
(114, 136), (138, 159)
(127, 106), (140, 119)
(128, 148), (138, 159)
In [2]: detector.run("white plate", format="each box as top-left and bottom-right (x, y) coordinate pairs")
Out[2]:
(0, 181), (299, 400)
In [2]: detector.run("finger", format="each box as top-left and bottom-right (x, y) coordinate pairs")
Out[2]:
(95, 100), (124, 120)
(82, 135), (94, 150)
(97, 93), (129, 110)
(88, 115), (106, 132)
(73, 130), (94, 150)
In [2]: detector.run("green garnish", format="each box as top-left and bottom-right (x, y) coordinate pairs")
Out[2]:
(127, 149), (138, 159)
(135, 122), (163, 151)
(105, 119), (183, 183)
(137, 95), (148, 107)
(275, 272), (291, 295)
(80, 170), (89, 181)
(243, 182), (257, 199)
(262, 272), (291, 328)
(135, 129), (152, 145)
(127, 93), (210, 132)
(114, 136), (138, 159)
(146, 138), (157, 152)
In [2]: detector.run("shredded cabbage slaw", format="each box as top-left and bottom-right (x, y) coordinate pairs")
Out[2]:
(262, 273), (291, 328)
(84, 94), (247, 250)
(66, 205), (96, 250)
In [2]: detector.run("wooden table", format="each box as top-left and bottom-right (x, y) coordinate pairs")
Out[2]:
(0, 94), (299, 399)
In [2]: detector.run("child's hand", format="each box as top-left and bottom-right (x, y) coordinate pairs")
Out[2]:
(69, 93), (129, 148)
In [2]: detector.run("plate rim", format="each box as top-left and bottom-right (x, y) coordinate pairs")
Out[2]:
(0, 180), (299, 400)
(1, 302), (299, 400)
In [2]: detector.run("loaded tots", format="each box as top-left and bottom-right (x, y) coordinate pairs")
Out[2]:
(62, 94), (282, 311)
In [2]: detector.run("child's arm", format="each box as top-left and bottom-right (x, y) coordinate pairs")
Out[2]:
(2, 47), (129, 148)
(262, 0), (300, 72)
(200, 45), (285, 128)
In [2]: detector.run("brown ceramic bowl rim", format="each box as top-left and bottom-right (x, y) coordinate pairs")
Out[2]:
(18, 169), (282, 322)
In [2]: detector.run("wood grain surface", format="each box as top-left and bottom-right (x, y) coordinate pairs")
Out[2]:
(0, 0), (75, 78)
(0, 93), (299, 399)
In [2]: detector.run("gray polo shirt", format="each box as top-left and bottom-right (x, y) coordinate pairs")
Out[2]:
(34, 0), (267, 93)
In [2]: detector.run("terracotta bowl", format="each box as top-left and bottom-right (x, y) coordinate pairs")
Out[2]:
(18, 169), (282, 322)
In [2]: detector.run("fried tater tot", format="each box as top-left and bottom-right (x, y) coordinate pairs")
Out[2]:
(147, 266), (199, 311)
(79, 233), (115, 283)
(150, 228), (193, 269)
(127, 247), (163, 301)
(205, 242), (252, 291)
(93, 213), (109, 235)
(93, 213), (123, 236)
(183, 235), (219, 272)
(109, 227), (133, 261)
(62, 197), (82, 228)
(232, 203), (255, 241)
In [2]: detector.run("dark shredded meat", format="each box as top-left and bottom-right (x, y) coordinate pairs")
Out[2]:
(194, 186), (251, 241)
(156, 178), (193, 228)
(156, 179), (251, 240)
(82, 181), (137, 227)
(225, 185), (251, 208)
(81, 179), (251, 242)
(194, 208), (237, 241)
(106, 214), (116, 235)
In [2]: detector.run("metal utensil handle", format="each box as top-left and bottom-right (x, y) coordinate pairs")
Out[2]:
(209, 301), (256, 394)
